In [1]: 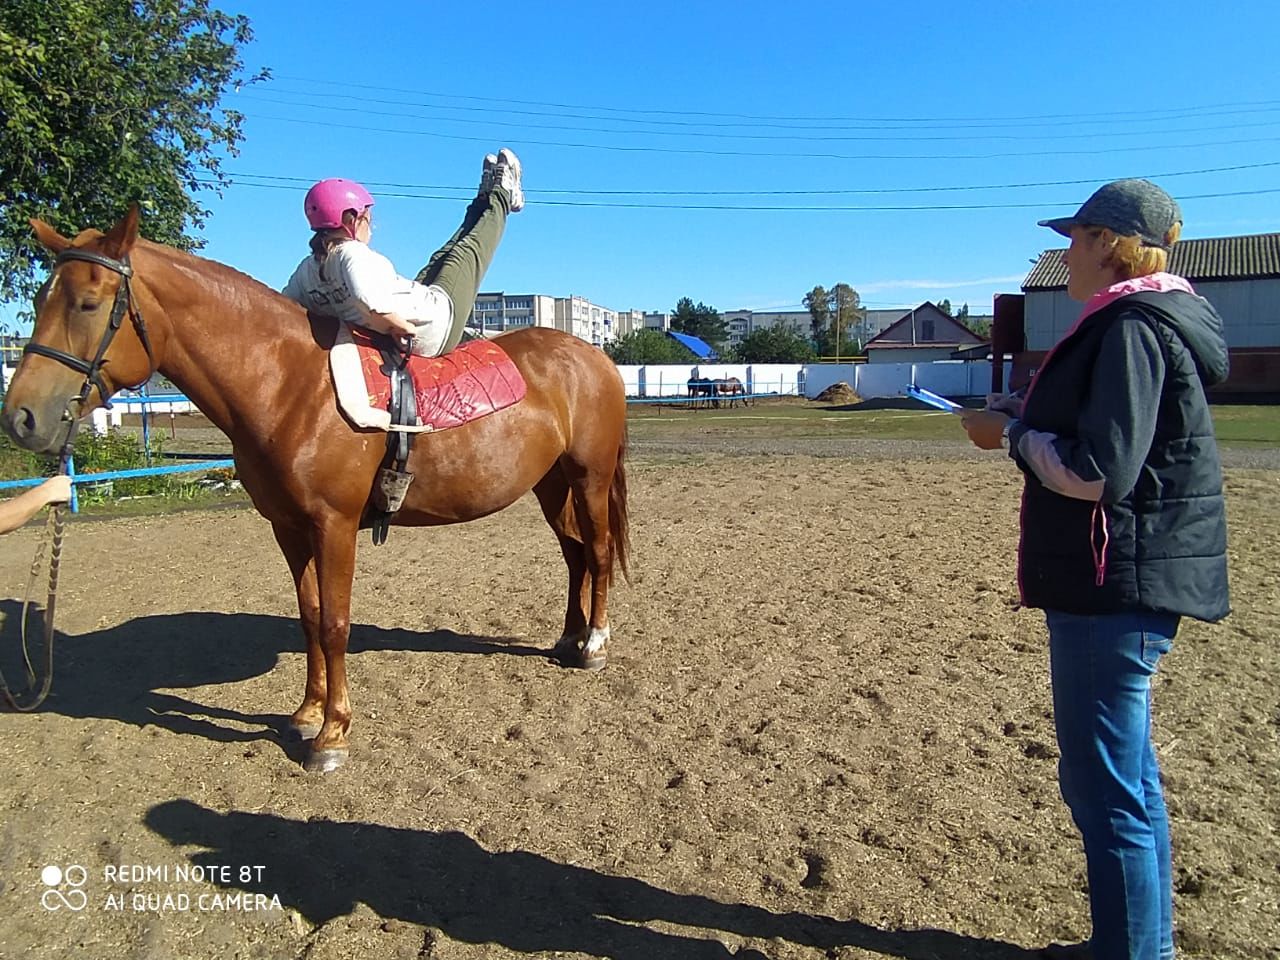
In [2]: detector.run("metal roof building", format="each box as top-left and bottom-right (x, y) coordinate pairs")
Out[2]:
(666, 330), (716, 359)
(1019, 232), (1280, 393)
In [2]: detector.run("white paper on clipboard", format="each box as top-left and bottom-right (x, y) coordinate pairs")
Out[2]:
(905, 385), (963, 414)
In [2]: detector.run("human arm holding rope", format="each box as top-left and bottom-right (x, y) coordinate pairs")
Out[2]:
(0, 475), (71, 535)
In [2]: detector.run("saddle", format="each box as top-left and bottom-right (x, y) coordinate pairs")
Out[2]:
(328, 325), (527, 544)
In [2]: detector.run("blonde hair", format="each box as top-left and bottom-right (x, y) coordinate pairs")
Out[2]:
(1091, 222), (1181, 280)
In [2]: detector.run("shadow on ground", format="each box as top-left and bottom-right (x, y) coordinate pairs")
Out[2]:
(0, 602), (546, 754)
(145, 799), (1040, 960)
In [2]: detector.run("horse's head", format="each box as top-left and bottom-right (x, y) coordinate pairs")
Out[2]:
(2, 207), (159, 455)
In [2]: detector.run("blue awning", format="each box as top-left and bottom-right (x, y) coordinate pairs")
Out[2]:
(667, 331), (715, 359)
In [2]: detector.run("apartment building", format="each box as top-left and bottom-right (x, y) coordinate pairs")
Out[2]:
(721, 309), (811, 348)
(470, 292), (557, 334)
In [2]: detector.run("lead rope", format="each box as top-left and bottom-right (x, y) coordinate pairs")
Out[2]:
(1, 395), (83, 711)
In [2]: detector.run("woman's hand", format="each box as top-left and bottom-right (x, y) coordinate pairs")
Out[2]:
(958, 409), (1010, 450)
(40, 475), (73, 506)
(380, 312), (419, 339)
(358, 304), (418, 340)
(985, 391), (1024, 417)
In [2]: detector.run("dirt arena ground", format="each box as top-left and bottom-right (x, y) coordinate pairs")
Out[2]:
(0, 440), (1276, 959)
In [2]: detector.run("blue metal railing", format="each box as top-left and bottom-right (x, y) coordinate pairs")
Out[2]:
(0, 392), (232, 513)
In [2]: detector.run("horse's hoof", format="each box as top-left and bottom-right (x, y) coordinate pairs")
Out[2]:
(554, 628), (609, 671)
(554, 642), (607, 671)
(304, 747), (349, 773)
(288, 721), (322, 741)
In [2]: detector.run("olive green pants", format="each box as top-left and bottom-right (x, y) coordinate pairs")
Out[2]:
(414, 186), (514, 353)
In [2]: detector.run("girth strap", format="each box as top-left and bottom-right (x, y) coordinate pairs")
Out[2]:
(370, 342), (419, 546)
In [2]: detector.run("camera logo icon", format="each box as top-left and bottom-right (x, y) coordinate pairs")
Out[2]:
(40, 865), (88, 911)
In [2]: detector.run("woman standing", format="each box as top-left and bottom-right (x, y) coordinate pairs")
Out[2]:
(960, 179), (1230, 960)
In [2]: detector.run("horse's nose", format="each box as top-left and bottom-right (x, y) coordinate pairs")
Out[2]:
(0, 404), (37, 444)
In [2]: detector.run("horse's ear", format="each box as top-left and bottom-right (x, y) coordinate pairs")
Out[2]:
(30, 218), (71, 255)
(101, 204), (141, 259)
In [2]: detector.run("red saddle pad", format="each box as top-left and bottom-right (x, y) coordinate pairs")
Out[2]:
(349, 330), (526, 431)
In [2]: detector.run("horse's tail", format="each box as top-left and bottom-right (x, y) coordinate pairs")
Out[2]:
(608, 422), (631, 584)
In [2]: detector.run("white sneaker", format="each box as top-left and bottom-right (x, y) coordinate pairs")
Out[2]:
(493, 147), (523, 213)
(479, 153), (498, 193)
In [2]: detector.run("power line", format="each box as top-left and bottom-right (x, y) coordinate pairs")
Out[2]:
(200, 177), (1280, 211)
(254, 85), (1280, 134)
(241, 92), (1280, 144)
(223, 160), (1280, 197)
(241, 111), (1280, 161)
(270, 75), (1280, 127)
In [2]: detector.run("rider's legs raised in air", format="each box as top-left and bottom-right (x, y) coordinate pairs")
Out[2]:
(415, 149), (523, 353)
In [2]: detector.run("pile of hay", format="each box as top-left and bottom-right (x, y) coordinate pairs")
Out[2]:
(814, 382), (862, 404)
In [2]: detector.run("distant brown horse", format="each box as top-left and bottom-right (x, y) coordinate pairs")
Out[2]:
(1, 207), (630, 772)
(715, 377), (748, 408)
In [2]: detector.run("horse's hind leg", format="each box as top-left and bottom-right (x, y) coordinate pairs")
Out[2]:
(272, 525), (325, 740)
(533, 468), (593, 664)
(564, 457), (615, 671)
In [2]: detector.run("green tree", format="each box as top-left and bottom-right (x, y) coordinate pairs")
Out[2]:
(0, 0), (266, 307)
(965, 317), (992, 339)
(830, 282), (864, 356)
(735, 323), (816, 363)
(804, 285), (831, 348)
(605, 329), (696, 365)
(806, 283), (864, 356)
(938, 298), (953, 316)
(803, 289), (834, 358)
(960, 304), (992, 340)
(670, 297), (727, 353)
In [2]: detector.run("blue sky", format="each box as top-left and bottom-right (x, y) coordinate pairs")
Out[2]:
(14, 0), (1280, 327)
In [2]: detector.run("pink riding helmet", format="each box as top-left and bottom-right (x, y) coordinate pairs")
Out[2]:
(303, 178), (375, 230)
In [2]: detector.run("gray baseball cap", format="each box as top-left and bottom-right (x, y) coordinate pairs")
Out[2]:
(1039, 178), (1182, 249)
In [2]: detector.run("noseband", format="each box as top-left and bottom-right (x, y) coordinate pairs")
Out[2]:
(23, 248), (157, 416)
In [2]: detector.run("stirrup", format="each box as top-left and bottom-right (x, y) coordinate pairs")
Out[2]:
(373, 467), (414, 513)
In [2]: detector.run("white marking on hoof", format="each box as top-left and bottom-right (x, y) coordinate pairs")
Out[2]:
(584, 625), (610, 656)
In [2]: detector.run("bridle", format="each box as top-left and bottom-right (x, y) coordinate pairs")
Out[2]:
(23, 247), (157, 443)
(1, 247), (156, 711)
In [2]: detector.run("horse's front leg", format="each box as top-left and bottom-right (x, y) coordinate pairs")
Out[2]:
(272, 524), (325, 740)
(305, 518), (360, 773)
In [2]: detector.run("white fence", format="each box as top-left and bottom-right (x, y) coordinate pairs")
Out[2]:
(89, 395), (198, 435)
(625, 363), (805, 398)
(618, 360), (1009, 401)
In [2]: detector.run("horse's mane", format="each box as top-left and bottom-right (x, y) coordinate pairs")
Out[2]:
(135, 238), (302, 312)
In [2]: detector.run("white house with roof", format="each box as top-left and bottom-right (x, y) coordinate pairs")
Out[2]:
(863, 302), (986, 362)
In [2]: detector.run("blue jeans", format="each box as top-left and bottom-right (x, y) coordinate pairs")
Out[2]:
(1046, 610), (1180, 960)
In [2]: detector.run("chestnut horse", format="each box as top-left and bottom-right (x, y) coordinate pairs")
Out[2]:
(716, 377), (748, 408)
(1, 207), (630, 772)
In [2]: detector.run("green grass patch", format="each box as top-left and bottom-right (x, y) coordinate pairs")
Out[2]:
(1204, 404), (1280, 446)
(0, 428), (248, 515)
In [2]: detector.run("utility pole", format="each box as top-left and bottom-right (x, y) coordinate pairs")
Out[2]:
(835, 292), (841, 361)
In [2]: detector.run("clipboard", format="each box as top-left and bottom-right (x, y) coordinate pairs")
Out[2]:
(905, 385), (963, 414)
